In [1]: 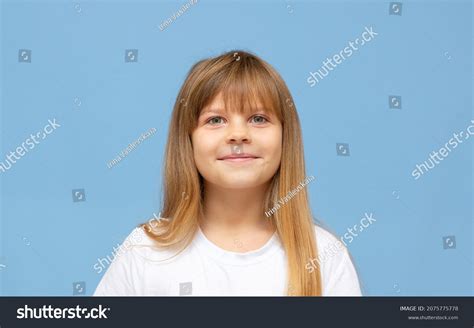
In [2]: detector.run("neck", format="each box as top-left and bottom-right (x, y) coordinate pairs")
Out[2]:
(199, 181), (273, 233)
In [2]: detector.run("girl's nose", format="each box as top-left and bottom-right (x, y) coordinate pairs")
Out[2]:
(227, 122), (251, 144)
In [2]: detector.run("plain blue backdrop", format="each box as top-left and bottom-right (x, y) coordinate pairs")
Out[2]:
(0, 0), (472, 296)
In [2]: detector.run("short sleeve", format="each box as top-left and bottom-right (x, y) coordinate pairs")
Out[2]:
(93, 228), (145, 296)
(314, 225), (362, 296)
(323, 248), (362, 296)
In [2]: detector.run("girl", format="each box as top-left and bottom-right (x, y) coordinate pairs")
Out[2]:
(94, 50), (362, 296)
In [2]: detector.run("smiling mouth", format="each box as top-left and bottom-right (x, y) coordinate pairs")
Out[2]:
(217, 154), (260, 164)
(219, 157), (258, 162)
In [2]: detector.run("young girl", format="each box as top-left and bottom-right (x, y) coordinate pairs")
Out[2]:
(94, 50), (362, 296)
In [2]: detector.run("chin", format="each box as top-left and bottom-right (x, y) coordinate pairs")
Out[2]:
(218, 178), (268, 189)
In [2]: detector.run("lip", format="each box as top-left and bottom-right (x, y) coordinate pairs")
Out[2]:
(218, 153), (259, 160)
(220, 157), (257, 163)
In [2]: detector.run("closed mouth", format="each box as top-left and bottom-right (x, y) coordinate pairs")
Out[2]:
(218, 155), (259, 160)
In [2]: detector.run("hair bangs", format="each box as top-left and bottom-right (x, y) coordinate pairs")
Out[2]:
(188, 55), (284, 133)
(218, 62), (283, 121)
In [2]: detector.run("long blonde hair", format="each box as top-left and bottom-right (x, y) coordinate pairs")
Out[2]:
(140, 50), (322, 296)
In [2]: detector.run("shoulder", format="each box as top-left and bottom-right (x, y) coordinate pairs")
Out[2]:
(120, 225), (183, 261)
(313, 224), (341, 249)
(93, 227), (149, 296)
(312, 224), (349, 270)
(311, 224), (362, 296)
(93, 225), (182, 296)
(122, 226), (157, 248)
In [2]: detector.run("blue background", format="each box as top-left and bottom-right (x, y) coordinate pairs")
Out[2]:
(0, 0), (472, 296)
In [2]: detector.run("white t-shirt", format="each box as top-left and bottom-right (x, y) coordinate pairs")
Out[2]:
(93, 224), (362, 296)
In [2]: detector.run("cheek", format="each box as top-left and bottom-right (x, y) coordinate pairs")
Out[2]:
(271, 142), (282, 167)
(192, 131), (217, 162)
(265, 129), (283, 158)
(191, 135), (209, 177)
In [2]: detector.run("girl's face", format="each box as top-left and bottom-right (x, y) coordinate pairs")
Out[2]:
(191, 92), (282, 190)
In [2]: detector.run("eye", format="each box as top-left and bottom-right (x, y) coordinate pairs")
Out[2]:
(206, 116), (225, 125)
(251, 115), (268, 124)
